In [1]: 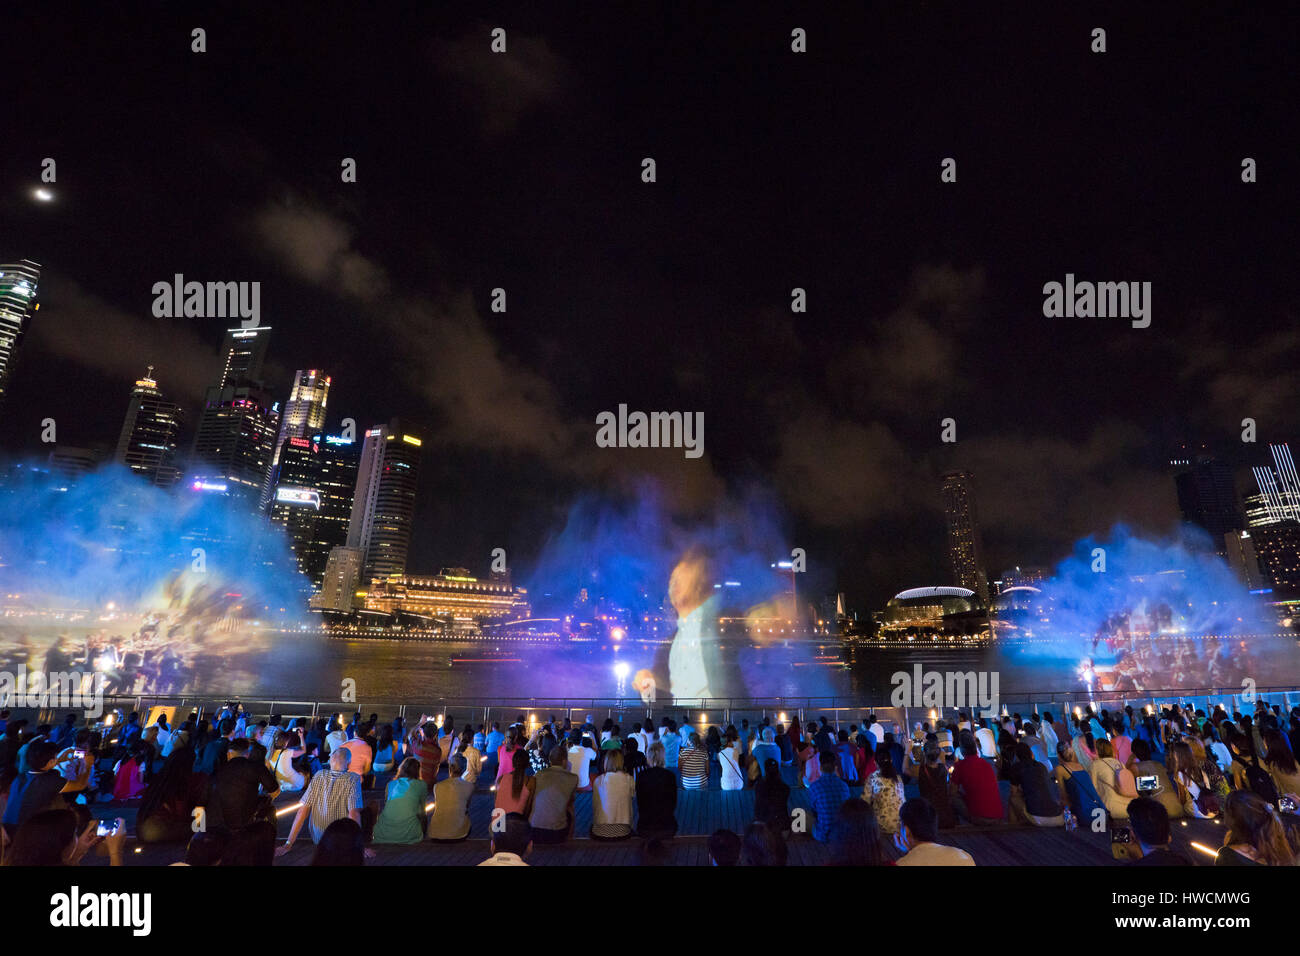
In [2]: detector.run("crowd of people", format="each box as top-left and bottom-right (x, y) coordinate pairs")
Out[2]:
(2, 698), (1299, 866)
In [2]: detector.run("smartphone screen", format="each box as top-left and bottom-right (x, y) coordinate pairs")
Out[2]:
(96, 819), (119, 837)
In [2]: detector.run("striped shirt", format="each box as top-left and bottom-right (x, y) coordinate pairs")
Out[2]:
(302, 769), (361, 843)
(679, 747), (709, 789)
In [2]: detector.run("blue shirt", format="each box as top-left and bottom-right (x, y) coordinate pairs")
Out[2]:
(485, 730), (505, 756)
(809, 774), (850, 842)
(661, 730), (681, 768)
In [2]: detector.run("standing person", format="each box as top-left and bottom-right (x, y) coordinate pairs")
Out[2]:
(660, 718), (681, 773)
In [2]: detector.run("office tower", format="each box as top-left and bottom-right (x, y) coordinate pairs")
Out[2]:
(216, 326), (271, 388)
(314, 546), (364, 612)
(261, 369), (331, 507)
(0, 260), (41, 413)
(114, 366), (183, 487)
(1173, 455), (1242, 553)
(1245, 444), (1300, 590)
(940, 471), (989, 604)
(189, 381), (280, 501)
(268, 432), (358, 586)
(346, 420), (423, 584)
(47, 445), (104, 484)
(189, 327), (279, 506)
(1224, 530), (1267, 590)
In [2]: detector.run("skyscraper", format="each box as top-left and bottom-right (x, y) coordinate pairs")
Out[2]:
(189, 327), (280, 506)
(268, 432), (358, 586)
(346, 420), (423, 584)
(0, 260), (41, 414)
(261, 369), (331, 507)
(114, 366), (183, 486)
(1173, 455), (1241, 554)
(215, 326), (272, 389)
(940, 471), (989, 604)
(1246, 443), (1300, 591)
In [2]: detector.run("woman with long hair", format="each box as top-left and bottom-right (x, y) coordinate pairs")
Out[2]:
(591, 748), (634, 840)
(268, 731), (307, 793)
(371, 724), (397, 774)
(864, 744), (905, 834)
(137, 745), (203, 843)
(1259, 729), (1300, 796)
(1216, 791), (1300, 866)
(1167, 740), (1219, 818)
(494, 748), (535, 817)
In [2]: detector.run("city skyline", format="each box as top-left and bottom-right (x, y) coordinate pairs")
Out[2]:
(4, 7), (1299, 609)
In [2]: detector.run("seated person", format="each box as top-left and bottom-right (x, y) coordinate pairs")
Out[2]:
(950, 738), (1003, 824)
(1125, 796), (1191, 865)
(371, 758), (428, 845)
(427, 754), (474, 842)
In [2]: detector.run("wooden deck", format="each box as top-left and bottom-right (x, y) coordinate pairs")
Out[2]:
(86, 763), (1227, 866)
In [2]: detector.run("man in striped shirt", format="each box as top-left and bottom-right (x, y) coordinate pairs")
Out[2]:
(679, 733), (709, 790)
(277, 748), (363, 854)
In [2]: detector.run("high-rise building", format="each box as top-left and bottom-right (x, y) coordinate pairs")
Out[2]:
(215, 326), (272, 389)
(114, 366), (183, 486)
(940, 471), (989, 604)
(1223, 530), (1267, 590)
(47, 445), (104, 485)
(0, 260), (41, 414)
(346, 420), (423, 584)
(1245, 444), (1300, 591)
(1173, 455), (1241, 553)
(314, 546), (364, 612)
(261, 369), (330, 507)
(189, 327), (279, 507)
(189, 381), (280, 502)
(268, 432), (358, 586)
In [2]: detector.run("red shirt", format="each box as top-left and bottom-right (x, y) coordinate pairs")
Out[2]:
(950, 755), (1003, 819)
(418, 739), (442, 786)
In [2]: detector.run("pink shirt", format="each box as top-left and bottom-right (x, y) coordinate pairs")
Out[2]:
(495, 776), (531, 815)
(496, 744), (516, 783)
(1112, 735), (1132, 768)
(339, 737), (373, 776)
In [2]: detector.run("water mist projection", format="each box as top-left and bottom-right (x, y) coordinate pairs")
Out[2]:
(0, 460), (307, 695)
(996, 526), (1300, 696)
(522, 483), (847, 700)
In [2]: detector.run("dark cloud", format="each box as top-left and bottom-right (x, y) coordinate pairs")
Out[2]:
(430, 27), (569, 136)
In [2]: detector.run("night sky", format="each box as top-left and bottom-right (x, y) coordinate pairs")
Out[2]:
(3, 4), (1298, 609)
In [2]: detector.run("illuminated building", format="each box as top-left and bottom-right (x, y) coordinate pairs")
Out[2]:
(0, 260), (41, 414)
(1249, 444), (1300, 526)
(346, 420), (422, 582)
(268, 433), (358, 585)
(878, 586), (990, 643)
(364, 569), (530, 622)
(215, 326), (272, 389)
(940, 471), (989, 603)
(314, 546), (364, 612)
(189, 327), (279, 506)
(114, 366), (183, 487)
(1224, 530), (1266, 590)
(261, 368), (330, 508)
(1250, 524), (1300, 591)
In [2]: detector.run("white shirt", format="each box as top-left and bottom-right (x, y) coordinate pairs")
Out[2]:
(592, 771), (635, 827)
(567, 745), (598, 789)
(869, 722), (886, 745)
(478, 852), (528, 866)
(325, 730), (347, 754)
(668, 601), (712, 700)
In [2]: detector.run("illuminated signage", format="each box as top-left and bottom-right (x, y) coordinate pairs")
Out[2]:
(289, 437), (311, 449)
(190, 480), (228, 493)
(402, 435), (422, 446)
(276, 486), (321, 509)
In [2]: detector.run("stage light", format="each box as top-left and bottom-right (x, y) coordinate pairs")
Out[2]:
(613, 661), (630, 679)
